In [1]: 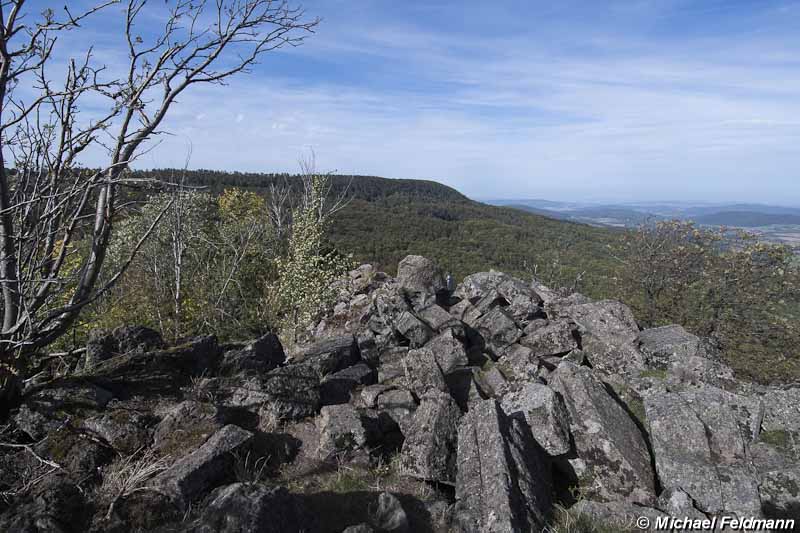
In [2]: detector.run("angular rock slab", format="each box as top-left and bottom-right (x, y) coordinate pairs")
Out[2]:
(316, 404), (369, 460)
(519, 320), (578, 357)
(454, 400), (551, 533)
(400, 392), (461, 482)
(644, 391), (762, 516)
(455, 271), (543, 322)
(397, 255), (446, 308)
(403, 346), (448, 397)
(155, 424), (254, 508)
(195, 483), (302, 533)
(549, 361), (656, 505)
(500, 383), (571, 456)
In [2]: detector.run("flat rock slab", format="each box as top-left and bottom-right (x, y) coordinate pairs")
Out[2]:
(645, 391), (762, 515)
(400, 392), (461, 482)
(500, 382), (571, 456)
(155, 424), (254, 508)
(519, 320), (578, 357)
(454, 400), (551, 533)
(549, 361), (656, 505)
(316, 404), (368, 460)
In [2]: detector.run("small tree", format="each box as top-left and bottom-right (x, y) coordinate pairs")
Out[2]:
(273, 170), (352, 342)
(615, 220), (800, 382)
(0, 0), (319, 400)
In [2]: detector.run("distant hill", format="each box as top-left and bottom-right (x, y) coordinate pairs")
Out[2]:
(693, 211), (800, 227)
(132, 169), (621, 297)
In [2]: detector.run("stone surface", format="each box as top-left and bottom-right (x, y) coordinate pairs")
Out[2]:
(397, 255), (446, 308)
(219, 333), (285, 375)
(454, 400), (551, 533)
(473, 307), (522, 356)
(228, 363), (320, 420)
(84, 325), (164, 370)
(195, 483), (301, 533)
(403, 346), (448, 397)
(316, 404), (368, 459)
(637, 325), (703, 368)
(549, 361), (656, 505)
(82, 408), (156, 455)
(500, 382), (571, 456)
(520, 320), (578, 357)
(400, 392), (461, 482)
(455, 271), (543, 322)
(395, 311), (433, 348)
(155, 424), (254, 507)
(320, 363), (376, 405)
(371, 492), (410, 533)
(376, 389), (417, 434)
(656, 487), (707, 520)
(153, 401), (224, 459)
(644, 391), (762, 515)
(14, 380), (114, 440)
(294, 335), (360, 377)
(570, 500), (667, 530)
(426, 328), (469, 374)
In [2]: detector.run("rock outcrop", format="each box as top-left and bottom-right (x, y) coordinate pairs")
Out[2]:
(2, 255), (798, 532)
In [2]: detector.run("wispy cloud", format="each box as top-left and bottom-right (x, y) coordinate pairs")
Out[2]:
(24, 0), (800, 204)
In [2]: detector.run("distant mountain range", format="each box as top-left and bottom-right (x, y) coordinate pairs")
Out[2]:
(486, 198), (800, 248)
(487, 198), (800, 227)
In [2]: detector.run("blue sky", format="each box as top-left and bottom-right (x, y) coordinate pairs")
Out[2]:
(27, 1), (800, 204)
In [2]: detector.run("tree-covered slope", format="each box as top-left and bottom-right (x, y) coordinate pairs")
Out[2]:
(140, 169), (621, 297)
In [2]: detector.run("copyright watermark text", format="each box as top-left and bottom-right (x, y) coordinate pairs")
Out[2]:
(635, 516), (797, 531)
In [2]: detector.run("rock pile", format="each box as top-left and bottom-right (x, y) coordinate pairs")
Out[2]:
(1, 255), (798, 532)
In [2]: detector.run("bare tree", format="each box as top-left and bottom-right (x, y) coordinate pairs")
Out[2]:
(0, 0), (319, 401)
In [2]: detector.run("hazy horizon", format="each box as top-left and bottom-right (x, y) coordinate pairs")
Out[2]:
(36, 0), (800, 205)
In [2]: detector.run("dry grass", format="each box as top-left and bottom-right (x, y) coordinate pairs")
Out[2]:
(231, 450), (271, 484)
(544, 504), (637, 533)
(100, 447), (171, 519)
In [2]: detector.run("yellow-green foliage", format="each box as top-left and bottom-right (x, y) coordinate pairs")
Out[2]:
(273, 175), (353, 339)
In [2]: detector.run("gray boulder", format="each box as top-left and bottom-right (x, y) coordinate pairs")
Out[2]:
(320, 363), (376, 405)
(82, 408), (155, 455)
(637, 325), (703, 368)
(14, 380), (114, 440)
(656, 487), (707, 520)
(84, 325), (164, 370)
(228, 363), (320, 420)
(153, 401), (224, 459)
(376, 388), (417, 435)
(416, 303), (462, 332)
(498, 344), (539, 383)
(316, 404), (369, 460)
(395, 311), (433, 348)
(500, 383), (571, 456)
(219, 333), (285, 375)
(155, 424), (254, 508)
(520, 319), (578, 357)
(454, 400), (551, 533)
(559, 300), (647, 381)
(371, 492), (410, 533)
(474, 307), (522, 356)
(400, 392), (461, 482)
(403, 346), (448, 397)
(397, 255), (446, 308)
(195, 483), (301, 533)
(377, 347), (408, 386)
(455, 271), (543, 322)
(644, 391), (762, 515)
(759, 469), (800, 520)
(549, 362), (655, 505)
(426, 328), (469, 374)
(293, 335), (360, 377)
